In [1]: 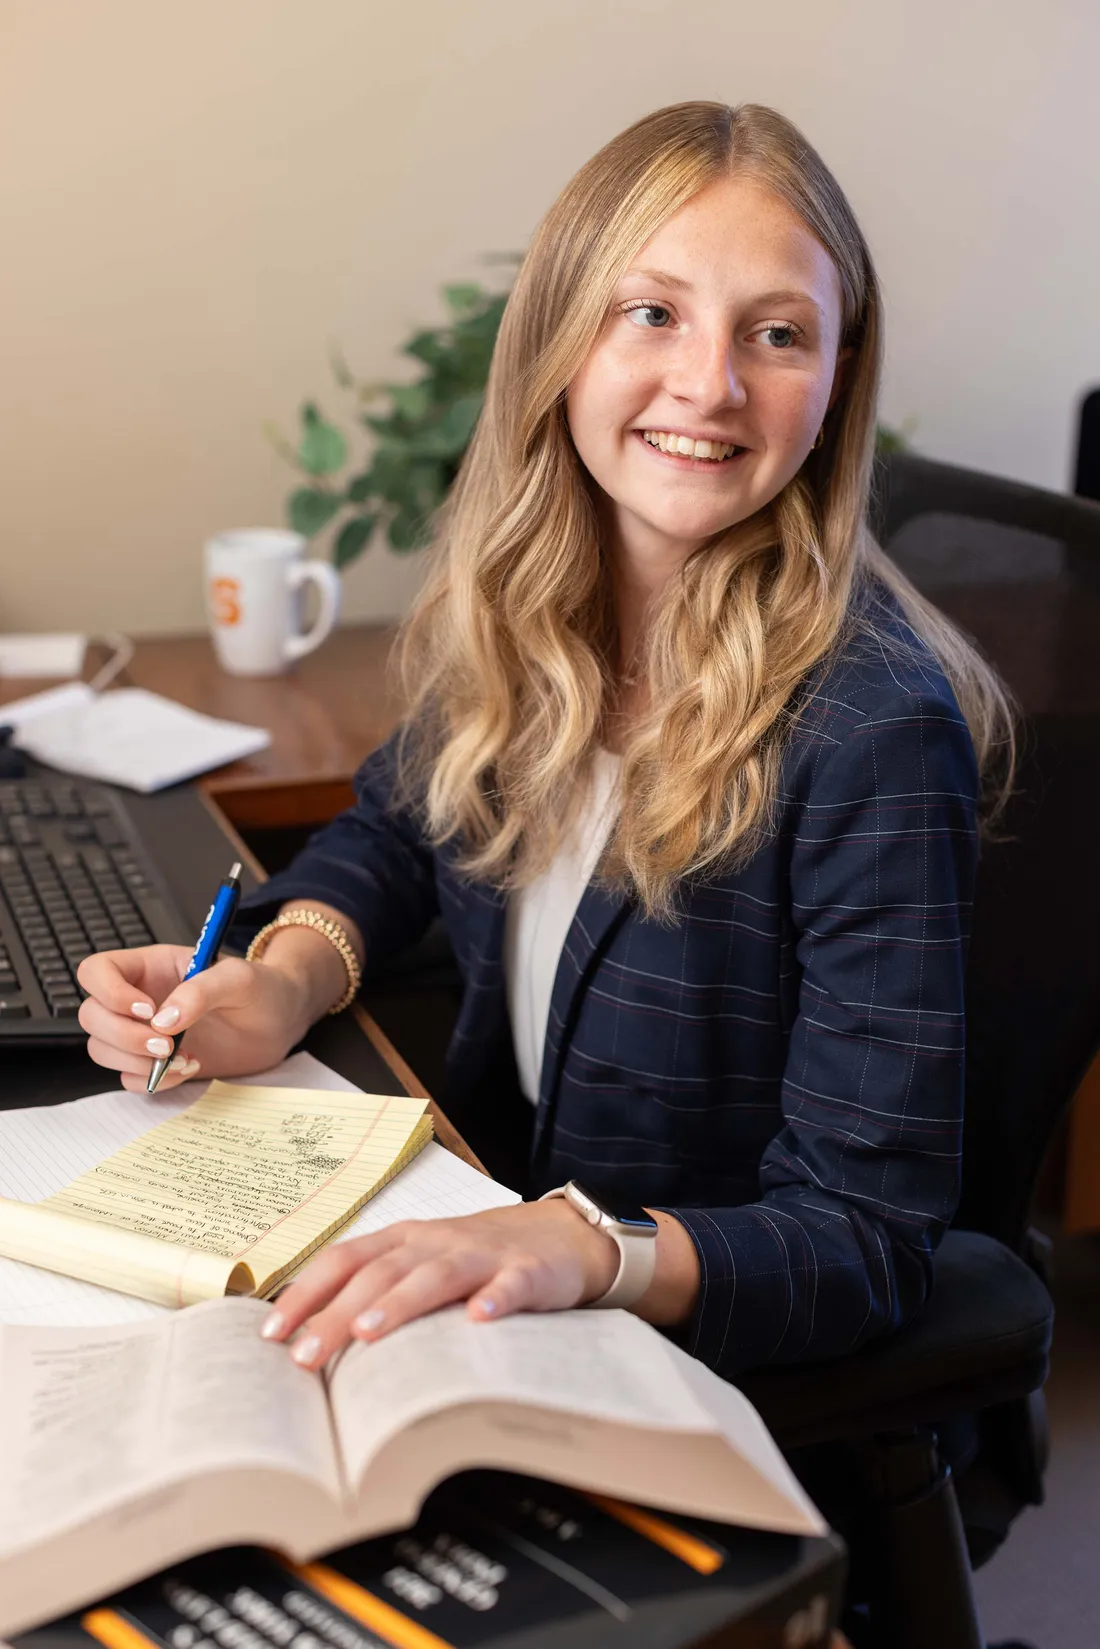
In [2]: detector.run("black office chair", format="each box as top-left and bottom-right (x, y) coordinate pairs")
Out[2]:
(364, 453), (1100, 1648)
(1074, 386), (1100, 503)
(739, 453), (1100, 1648)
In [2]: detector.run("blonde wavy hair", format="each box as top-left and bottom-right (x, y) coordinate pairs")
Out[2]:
(396, 100), (1015, 917)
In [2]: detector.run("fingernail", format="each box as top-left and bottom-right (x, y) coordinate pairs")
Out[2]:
(182, 1058), (201, 1077)
(291, 1335), (324, 1366)
(131, 1002), (154, 1020)
(145, 1036), (172, 1057)
(168, 1054), (190, 1072)
(260, 1311), (285, 1341)
(477, 1298), (498, 1316)
(151, 1005), (180, 1029)
(352, 1309), (385, 1336)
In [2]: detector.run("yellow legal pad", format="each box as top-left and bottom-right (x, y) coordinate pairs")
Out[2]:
(0, 1083), (433, 1309)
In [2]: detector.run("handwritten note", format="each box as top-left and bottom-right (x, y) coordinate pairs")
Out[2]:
(0, 1052), (519, 1325)
(15, 1083), (433, 1306)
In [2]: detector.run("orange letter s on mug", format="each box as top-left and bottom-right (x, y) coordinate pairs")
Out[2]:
(210, 576), (242, 627)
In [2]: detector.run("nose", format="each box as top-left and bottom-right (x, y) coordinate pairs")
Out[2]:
(668, 325), (747, 417)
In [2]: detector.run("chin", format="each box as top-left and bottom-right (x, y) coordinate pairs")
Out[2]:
(641, 502), (757, 542)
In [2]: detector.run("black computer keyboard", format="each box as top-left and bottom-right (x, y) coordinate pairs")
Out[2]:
(0, 779), (189, 1043)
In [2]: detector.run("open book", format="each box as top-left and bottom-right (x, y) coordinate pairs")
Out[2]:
(0, 1297), (824, 1637)
(0, 1082), (432, 1309)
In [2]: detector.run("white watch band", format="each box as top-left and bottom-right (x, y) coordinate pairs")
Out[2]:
(540, 1183), (657, 1309)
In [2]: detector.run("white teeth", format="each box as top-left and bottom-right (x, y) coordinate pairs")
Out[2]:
(640, 430), (739, 461)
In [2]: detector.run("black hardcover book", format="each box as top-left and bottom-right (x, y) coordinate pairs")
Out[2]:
(9, 1470), (845, 1649)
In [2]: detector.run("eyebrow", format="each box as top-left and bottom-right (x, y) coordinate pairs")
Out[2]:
(622, 267), (825, 317)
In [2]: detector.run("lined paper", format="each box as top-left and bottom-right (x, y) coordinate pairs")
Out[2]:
(28, 1083), (432, 1305)
(0, 1053), (520, 1326)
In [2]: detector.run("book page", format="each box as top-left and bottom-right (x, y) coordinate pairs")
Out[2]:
(0, 1297), (339, 1557)
(330, 1309), (825, 1542)
(330, 1307), (719, 1489)
(0, 1053), (519, 1327)
(37, 1082), (431, 1304)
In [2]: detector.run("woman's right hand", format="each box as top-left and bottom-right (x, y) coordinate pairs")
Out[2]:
(76, 944), (311, 1093)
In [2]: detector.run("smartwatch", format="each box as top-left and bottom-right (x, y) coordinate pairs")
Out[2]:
(539, 1180), (658, 1308)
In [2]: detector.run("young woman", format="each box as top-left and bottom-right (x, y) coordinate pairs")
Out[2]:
(77, 102), (1012, 1381)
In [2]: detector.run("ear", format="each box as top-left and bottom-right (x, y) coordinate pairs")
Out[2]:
(827, 346), (854, 411)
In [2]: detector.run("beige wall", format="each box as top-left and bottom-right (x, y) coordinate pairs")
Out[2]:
(2, 0), (1098, 635)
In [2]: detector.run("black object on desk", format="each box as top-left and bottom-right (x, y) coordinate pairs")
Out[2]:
(9, 1469), (846, 1649)
(0, 777), (189, 1041)
(0, 765), (409, 1108)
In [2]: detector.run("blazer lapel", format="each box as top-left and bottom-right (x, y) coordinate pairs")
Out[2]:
(532, 879), (633, 1155)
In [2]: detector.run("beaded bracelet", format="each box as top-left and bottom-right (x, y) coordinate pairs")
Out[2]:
(245, 908), (362, 1015)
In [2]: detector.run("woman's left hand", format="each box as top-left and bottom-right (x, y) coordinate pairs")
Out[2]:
(261, 1201), (620, 1369)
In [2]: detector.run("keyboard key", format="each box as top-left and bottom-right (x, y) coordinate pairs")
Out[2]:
(0, 973), (17, 992)
(49, 997), (82, 1017)
(0, 1000), (29, 1019)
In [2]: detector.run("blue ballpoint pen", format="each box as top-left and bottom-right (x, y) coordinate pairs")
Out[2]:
(146, 861), (242, 1093)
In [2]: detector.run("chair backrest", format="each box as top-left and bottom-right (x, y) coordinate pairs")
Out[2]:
(1075, 386), (1100, 502)
(872, 452), (1100, 1250)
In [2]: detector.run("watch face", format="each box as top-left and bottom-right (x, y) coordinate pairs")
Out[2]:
(569, 1182), (658, 1233)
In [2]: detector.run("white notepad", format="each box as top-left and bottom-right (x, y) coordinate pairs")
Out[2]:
(0, 1051), (520, 1326)
(10, 685), (270, 790)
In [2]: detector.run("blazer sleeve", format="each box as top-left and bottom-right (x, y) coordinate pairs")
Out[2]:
(662, 689), (980, 1376)
(231, 729), (440, 972)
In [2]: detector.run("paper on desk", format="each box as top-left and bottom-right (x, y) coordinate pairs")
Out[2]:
(0, 681), (95, 729)
(0, 1051), (520, 1326)
(0, 633), (87, 679)
(12, 686), (271, 790)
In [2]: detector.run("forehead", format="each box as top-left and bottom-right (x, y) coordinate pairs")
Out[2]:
(628, 173), (843, 317)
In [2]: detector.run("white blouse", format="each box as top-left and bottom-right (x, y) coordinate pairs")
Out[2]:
(503, 749), (622, 1103)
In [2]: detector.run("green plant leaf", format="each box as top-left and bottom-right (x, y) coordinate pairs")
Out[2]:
(288, 486), (344, 537)
(402, 329), (451, 368)
(444, 282), (482, 314)
(437, 390), (483, 446)
(361, 411), (404, 437)
(333, 513), (378, 567)
(298, 403), (348, 476)
(346, 469), (375, 504)
(403, 394), (483, 460)
(875, 422), (911, 453)
(387, 506), (430, 551)
(388, 381), (434, 424)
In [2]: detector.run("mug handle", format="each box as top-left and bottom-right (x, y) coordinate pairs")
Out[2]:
(284, 560), (342, 662)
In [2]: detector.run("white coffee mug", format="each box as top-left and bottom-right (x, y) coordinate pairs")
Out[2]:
(203, 529), (341, 677)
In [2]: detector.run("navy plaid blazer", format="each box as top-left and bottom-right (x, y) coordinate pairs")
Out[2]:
(237, 599), (979, 1379)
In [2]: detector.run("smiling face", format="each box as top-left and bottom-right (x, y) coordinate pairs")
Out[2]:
(566, 172), (850, 581)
